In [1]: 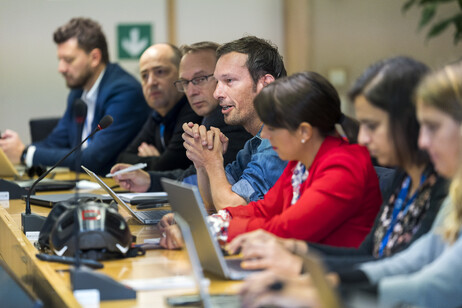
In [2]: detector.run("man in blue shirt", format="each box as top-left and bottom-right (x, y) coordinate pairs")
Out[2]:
(181, 36), (288, 211)
(0, 17), (150, 175)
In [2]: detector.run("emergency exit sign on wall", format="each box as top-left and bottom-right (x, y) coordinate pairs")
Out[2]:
(117, 24), (152, 60)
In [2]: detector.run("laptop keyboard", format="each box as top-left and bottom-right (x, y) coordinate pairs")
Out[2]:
(226, 258), (261, 280)
(225, 258), (244, 271)
(136, 209), (171, 222)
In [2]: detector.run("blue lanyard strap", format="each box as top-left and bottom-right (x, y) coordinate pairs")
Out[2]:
(159, 123), (166, 150)
(378, 173), (427, 257)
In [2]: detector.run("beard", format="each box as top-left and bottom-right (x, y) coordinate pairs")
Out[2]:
(223, 111), (246, 127)
(64, 68), (93, 89)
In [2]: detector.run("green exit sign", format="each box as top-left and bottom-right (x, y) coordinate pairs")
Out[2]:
(117, 24), (152, 60)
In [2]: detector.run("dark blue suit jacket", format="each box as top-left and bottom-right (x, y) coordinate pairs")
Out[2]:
(32, 63), (150, 175)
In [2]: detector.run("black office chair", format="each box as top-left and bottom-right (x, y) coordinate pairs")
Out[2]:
(29, 117), (60, 143)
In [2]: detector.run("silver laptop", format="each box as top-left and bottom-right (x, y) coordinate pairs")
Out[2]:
(168, 214), (240, 308)
(82, 166), (170, 224)
(161, 178), (259, 280)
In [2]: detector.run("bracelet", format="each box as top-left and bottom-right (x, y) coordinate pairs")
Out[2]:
(20, 146), (29, 165)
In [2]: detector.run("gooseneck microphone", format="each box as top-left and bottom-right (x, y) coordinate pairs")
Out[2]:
(73, 99), (87, 177)
(22, 114), (113, 234)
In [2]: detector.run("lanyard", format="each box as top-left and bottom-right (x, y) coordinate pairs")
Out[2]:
(159, 123), (166, 151)
(378, 173), (427, 257)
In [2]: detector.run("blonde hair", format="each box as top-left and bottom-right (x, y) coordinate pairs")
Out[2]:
(417, 62), (462, 243)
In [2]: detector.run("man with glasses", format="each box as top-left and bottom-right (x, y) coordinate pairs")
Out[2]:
(111, 42), (251, 191)
(116, 43), (202, 171)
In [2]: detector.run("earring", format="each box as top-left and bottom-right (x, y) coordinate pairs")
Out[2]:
(301, 139), (306, 144)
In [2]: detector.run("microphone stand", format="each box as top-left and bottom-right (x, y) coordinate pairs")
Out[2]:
(22, 120), (109, 234)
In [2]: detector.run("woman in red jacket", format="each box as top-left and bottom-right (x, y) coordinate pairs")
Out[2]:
(161, 72), (382, 248)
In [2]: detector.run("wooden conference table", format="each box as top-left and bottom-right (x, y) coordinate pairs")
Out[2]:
(0, 172), (242, 307)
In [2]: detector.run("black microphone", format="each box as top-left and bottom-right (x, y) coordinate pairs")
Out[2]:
(73, 99), (87, 126)
(72, 99), (87, 174)
(22, 114), (114, 234)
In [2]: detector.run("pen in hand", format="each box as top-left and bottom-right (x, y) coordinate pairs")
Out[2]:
(36, 253), (104, 269)
(106, 163), (147, 177)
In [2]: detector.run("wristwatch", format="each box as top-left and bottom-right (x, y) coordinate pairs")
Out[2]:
(20, 146), (29, 165)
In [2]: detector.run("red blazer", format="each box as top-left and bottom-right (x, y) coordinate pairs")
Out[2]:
(226, 136), (382, 247)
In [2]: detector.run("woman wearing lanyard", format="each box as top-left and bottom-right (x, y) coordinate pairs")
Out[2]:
(226, 56), (449, 274)
(332, 60), (462, 308)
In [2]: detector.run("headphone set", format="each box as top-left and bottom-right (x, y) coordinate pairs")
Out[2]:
(37, 198), (136, 261)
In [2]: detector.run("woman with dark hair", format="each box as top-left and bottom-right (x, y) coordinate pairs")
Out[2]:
(305, 56), (449, 268)
(227, 56), (448, 274)
(201, 71), (383, 247)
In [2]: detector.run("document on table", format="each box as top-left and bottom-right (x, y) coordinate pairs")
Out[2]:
(100, 192), (168, 203)
(118, 192), (168, 202)
(121, 276), (209, 291)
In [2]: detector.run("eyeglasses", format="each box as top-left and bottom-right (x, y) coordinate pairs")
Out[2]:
(173, 74), (215, 92)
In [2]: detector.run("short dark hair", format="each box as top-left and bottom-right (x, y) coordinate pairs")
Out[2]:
(348, 56), (430, 167)
(180, 41), (220, 55)
(53, 17), (109, 64)
(217, 36), (287, 86)
(255, 72), (355, 140)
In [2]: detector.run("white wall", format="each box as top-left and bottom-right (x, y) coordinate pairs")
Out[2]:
(176, 0), (283, 49)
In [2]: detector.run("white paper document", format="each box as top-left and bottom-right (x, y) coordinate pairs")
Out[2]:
(121, 275), (208, 291)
